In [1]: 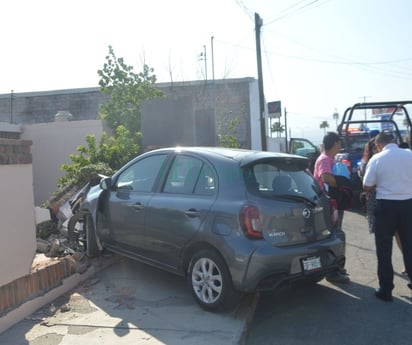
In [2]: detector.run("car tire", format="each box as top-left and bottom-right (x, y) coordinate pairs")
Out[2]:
(187, 249), (240, 312)
(67, 211), (86, 244)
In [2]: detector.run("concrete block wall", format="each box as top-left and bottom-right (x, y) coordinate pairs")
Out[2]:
(0, 78), (257, 150)
(0, 88), (108, 124)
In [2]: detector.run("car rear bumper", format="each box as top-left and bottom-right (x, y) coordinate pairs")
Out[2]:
(231, 236), (346, 292)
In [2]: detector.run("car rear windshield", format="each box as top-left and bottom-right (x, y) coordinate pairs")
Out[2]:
(242, 160), (323, 201)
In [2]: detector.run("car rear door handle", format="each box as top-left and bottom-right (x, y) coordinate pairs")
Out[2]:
(131, 202), (144, 211)
(184, 209), (200, 218)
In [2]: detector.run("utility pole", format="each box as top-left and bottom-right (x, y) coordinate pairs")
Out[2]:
(211, 36), (215, 81)
(359, 96), (370, 121)
(255, 12), (267, 151)
(211, 35), (217, 145)
(284, 107), (288, 152)
(199, 45), (207, 81)
(10, 90), (14, 123)
(203, 45), (207, 81)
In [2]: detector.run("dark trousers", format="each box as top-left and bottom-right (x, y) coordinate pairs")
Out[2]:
(374, 199), (412, 291)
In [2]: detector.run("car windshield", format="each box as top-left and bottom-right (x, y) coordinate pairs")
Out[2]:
(242, 160), (323, 202)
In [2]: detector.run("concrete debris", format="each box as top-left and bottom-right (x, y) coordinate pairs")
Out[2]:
(60, 304), (71, 313)
(36, 238), (50, 253)
(34, 183), (92, 273)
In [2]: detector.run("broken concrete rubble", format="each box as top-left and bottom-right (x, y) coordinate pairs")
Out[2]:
(35, 183), (89, 268)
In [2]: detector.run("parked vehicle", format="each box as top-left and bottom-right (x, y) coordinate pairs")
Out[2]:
(335, 130), (371, 196)
(288, 138), (321, 173)
(78, 147), (345, 311)
(336, 100), (412, 204)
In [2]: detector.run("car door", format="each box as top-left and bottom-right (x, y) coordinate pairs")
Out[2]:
(144, 154), (217, 270)
(289, 138), (320, 173)
(104, 153), (168, 255)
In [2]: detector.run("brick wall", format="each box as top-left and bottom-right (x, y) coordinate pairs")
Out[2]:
(0, 259), (72, 317)
(0, 139), (32, 164)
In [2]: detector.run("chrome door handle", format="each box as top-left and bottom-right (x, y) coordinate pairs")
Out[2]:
(184, 209), (200, 217)
(131, 203), (144, 211)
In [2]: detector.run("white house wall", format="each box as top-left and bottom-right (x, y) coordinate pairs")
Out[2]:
(21, 120), (105, 206)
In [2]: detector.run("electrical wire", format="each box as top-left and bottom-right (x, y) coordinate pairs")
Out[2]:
(265, 0), (332, 25)
(233, 0), (254, 20)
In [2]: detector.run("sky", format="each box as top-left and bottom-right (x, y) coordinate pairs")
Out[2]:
(2, 0), (412, 144)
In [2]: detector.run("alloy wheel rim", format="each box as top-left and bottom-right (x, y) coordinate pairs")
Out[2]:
(192, 258), (223, 304)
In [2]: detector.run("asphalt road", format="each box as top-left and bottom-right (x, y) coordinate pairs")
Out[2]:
(246, 210), (412, 345)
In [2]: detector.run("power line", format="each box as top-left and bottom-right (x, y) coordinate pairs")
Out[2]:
(233, 0), (254, 20)
(265, 0), (332, 25)
(216, 35), (412, 80)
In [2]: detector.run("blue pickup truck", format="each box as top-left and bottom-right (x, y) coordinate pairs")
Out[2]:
(336, 100), (412, 207)
(290, 101), (412, 209)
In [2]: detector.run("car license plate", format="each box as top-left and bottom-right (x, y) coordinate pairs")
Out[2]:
(301, 256), (322, 273)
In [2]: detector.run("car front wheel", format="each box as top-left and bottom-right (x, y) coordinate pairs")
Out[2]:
(188, 250), (240, 312)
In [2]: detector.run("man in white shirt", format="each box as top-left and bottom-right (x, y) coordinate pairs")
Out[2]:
(363, 132), (412, 302)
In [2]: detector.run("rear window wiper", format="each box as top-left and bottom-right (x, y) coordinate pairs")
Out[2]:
(272, 194), (317, 207)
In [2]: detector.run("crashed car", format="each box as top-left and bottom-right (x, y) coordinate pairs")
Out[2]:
(78, 146), (345, 311)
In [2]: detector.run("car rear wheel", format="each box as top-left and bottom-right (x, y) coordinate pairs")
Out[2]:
(188, 250), (240, 312)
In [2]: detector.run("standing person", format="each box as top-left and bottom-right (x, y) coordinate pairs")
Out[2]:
(363, 132), (412, 302)
(358, 136), (379, 233)
(313, 131), (350, 283)
(359, 136), (406, 274)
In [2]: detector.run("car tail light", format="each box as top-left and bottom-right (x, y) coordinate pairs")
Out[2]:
(240, 205), (263, 239)
(340, 159), (352, 174)
(329, 198), (339, 227)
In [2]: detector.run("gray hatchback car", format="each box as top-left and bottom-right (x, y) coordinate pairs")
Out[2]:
(80, 147), (345, 311)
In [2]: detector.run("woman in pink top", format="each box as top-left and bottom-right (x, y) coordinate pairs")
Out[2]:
(313, 132), (350, 283)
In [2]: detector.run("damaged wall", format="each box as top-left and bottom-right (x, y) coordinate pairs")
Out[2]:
(0, 139), (36, 287)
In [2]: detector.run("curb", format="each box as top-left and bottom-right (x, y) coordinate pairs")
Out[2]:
(0, 254), (117, 334)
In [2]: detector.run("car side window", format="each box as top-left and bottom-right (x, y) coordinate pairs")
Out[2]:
(116, 154), (167, 192)
(194, 164), (216, 195)
(163, 155), (216, 195)
(290, 139), (317, 158)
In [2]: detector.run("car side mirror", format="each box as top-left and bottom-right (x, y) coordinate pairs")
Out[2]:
(100, 177), (112, 190)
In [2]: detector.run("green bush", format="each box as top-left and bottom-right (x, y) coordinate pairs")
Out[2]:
(58, 125), (140, 189)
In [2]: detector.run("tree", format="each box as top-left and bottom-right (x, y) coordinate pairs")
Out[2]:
(271, 121), (285, 137)
(97, 45), (164, 136)
(58, 46), (164, 191)
(320, 121), (330, 134)
(217, 117), (240, 148)
(333, 110), (339, 128)
(58, 125), (139, 188)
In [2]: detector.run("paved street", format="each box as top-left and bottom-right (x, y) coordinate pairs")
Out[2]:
(246, 210), (412, 345)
